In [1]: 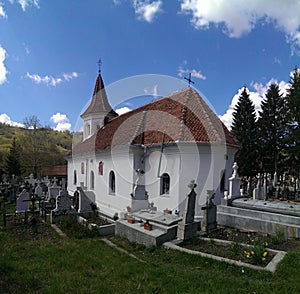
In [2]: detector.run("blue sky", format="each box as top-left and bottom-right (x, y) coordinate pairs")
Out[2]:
(0, 0), (300, 131)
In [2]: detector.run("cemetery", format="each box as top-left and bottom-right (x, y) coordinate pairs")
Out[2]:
(0, 69), (300, 291)
(1, 165), (299, 272)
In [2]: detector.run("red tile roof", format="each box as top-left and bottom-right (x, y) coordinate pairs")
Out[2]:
(42, 165), (67, 176)
(72, 87), (239, 155)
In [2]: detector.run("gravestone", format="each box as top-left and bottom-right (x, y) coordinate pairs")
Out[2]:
(131, 168), (148, 212)
(253, 174), (263, 200)
(228, 162), (240, 199)
(27, 173), (36, 186)
(50, 185), (77, 224)
(177, 180), (200, 240)
(201, 190), (217, 233)
(34, 181), (43, 198)
(47, 179), (60, 201)
(16, 189), (30, 214)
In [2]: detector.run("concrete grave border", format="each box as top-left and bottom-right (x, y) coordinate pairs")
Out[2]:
(163, 237), (287, 273)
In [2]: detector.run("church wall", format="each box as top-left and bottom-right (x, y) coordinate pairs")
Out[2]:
(144, 146), (181, 212)
(67, 143), (237, 218)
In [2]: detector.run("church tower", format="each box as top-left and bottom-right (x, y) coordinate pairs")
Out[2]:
(80, 69), (118, 140)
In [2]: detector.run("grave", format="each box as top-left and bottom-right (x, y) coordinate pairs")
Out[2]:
(115, 210), (182, 247)
(115, 180), (201, 246)
(201, 190), (217, 233)
(47, 177), (60, 202)
(16, 189), (30, 214)
(177, 180), (200, 240)
(50, 181), (77, 224)
(218, 197), (300, 238)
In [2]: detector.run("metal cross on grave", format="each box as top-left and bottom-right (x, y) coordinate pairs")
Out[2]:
(184, 73), (195, 87)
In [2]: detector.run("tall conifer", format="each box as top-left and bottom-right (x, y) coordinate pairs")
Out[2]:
(257, 83), (287, 175)
(5, 137), (22, 177)
(286, 67), (300, 175)
(231, 88), (258, 177)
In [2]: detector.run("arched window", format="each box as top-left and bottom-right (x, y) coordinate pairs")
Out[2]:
(109, 171), (116, 194)
(85, 123), (90, 136)
(160, 173), (170, 195)
(99, 161), (104, 176)
(220, 170), (225, 192)
(73, 170), (77, 185)
(90, 171), (94, 189)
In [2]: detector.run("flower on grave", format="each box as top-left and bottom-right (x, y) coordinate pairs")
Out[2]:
(251, 251), (255, 255)
(262, 257), (266, 262)
(263, 251), (268, 257)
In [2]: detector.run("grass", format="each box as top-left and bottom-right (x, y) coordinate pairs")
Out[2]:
(0, 222), (300, 293)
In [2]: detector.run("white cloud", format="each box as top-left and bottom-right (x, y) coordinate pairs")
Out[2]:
(9, 0), (39, 11)
(0, 4), (7, 18)
(219, 79), (289, 130)
(0, 113), (24, 127)
(25, 71), (79, 86)
(63, 72), (78, 81)
(115, 107), (131, 115)
(180, 0), (300, 53)
(50, 112), (71, 131)
(0, 46), (8, 84)
(144, 84), (158, 97)
(133, 0), (162, 23)
(178, 66), (206, 80)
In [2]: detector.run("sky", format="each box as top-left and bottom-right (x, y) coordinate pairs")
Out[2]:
(0, 0), (300, 132)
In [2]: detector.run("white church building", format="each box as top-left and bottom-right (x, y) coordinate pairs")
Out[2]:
(67, 71), (239, 218)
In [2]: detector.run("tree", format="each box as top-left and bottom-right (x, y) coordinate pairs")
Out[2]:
(231, 87), (258, 177)
(286, 67), (300, 175)
(257, 83), (287, 175)
(4, 137), (22, 177)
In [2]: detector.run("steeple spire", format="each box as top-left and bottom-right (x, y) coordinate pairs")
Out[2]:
(80, 63), (118, 140)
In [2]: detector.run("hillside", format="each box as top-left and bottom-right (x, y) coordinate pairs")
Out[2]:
(0, 122), (73, 178)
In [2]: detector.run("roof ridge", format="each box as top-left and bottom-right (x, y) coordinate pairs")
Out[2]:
(131, 110), (147, 145)
(179, 88), (191, 142)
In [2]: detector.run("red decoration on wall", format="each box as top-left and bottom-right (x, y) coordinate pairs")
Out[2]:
(99, 161), (104, 176)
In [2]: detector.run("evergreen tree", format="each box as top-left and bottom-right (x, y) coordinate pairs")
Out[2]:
(257, 83), (287, 175)
(231, 87), (258, 177)
(4, 137), (22, 177)
(286, 67), (300, 175)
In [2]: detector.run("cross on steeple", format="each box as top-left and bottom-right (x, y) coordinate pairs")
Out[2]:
(184, 73), (194, 87)
(97, 59), (102, 73)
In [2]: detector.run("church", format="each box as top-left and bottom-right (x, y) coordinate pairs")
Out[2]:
(66, 70), (239, 218)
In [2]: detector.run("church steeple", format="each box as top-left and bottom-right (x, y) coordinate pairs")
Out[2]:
(81, 67), (118, 140)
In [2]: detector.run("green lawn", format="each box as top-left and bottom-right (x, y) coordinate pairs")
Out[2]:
(0, 221), (300, 294)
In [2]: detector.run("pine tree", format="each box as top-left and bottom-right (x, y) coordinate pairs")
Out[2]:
(231, 87), (258, 177)
(257, 83), (287, 175)
(286, 67), (300, 175)
(5, 137), (22, 177)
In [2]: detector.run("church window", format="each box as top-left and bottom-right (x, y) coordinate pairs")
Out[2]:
(160, 173), (170, 195)
(220, 170), (225, 192)
(90, 171), (95, 190)
(99, 161), (104, 176)
(81, 162), (85, 174)
(109, 170), (116, 194)
(73, 170), (77, 185)
(86, 123), (91, 136)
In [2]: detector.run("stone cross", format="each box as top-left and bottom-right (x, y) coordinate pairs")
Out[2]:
(52, 177), (58, 188)
(177, 180), (199, 240)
